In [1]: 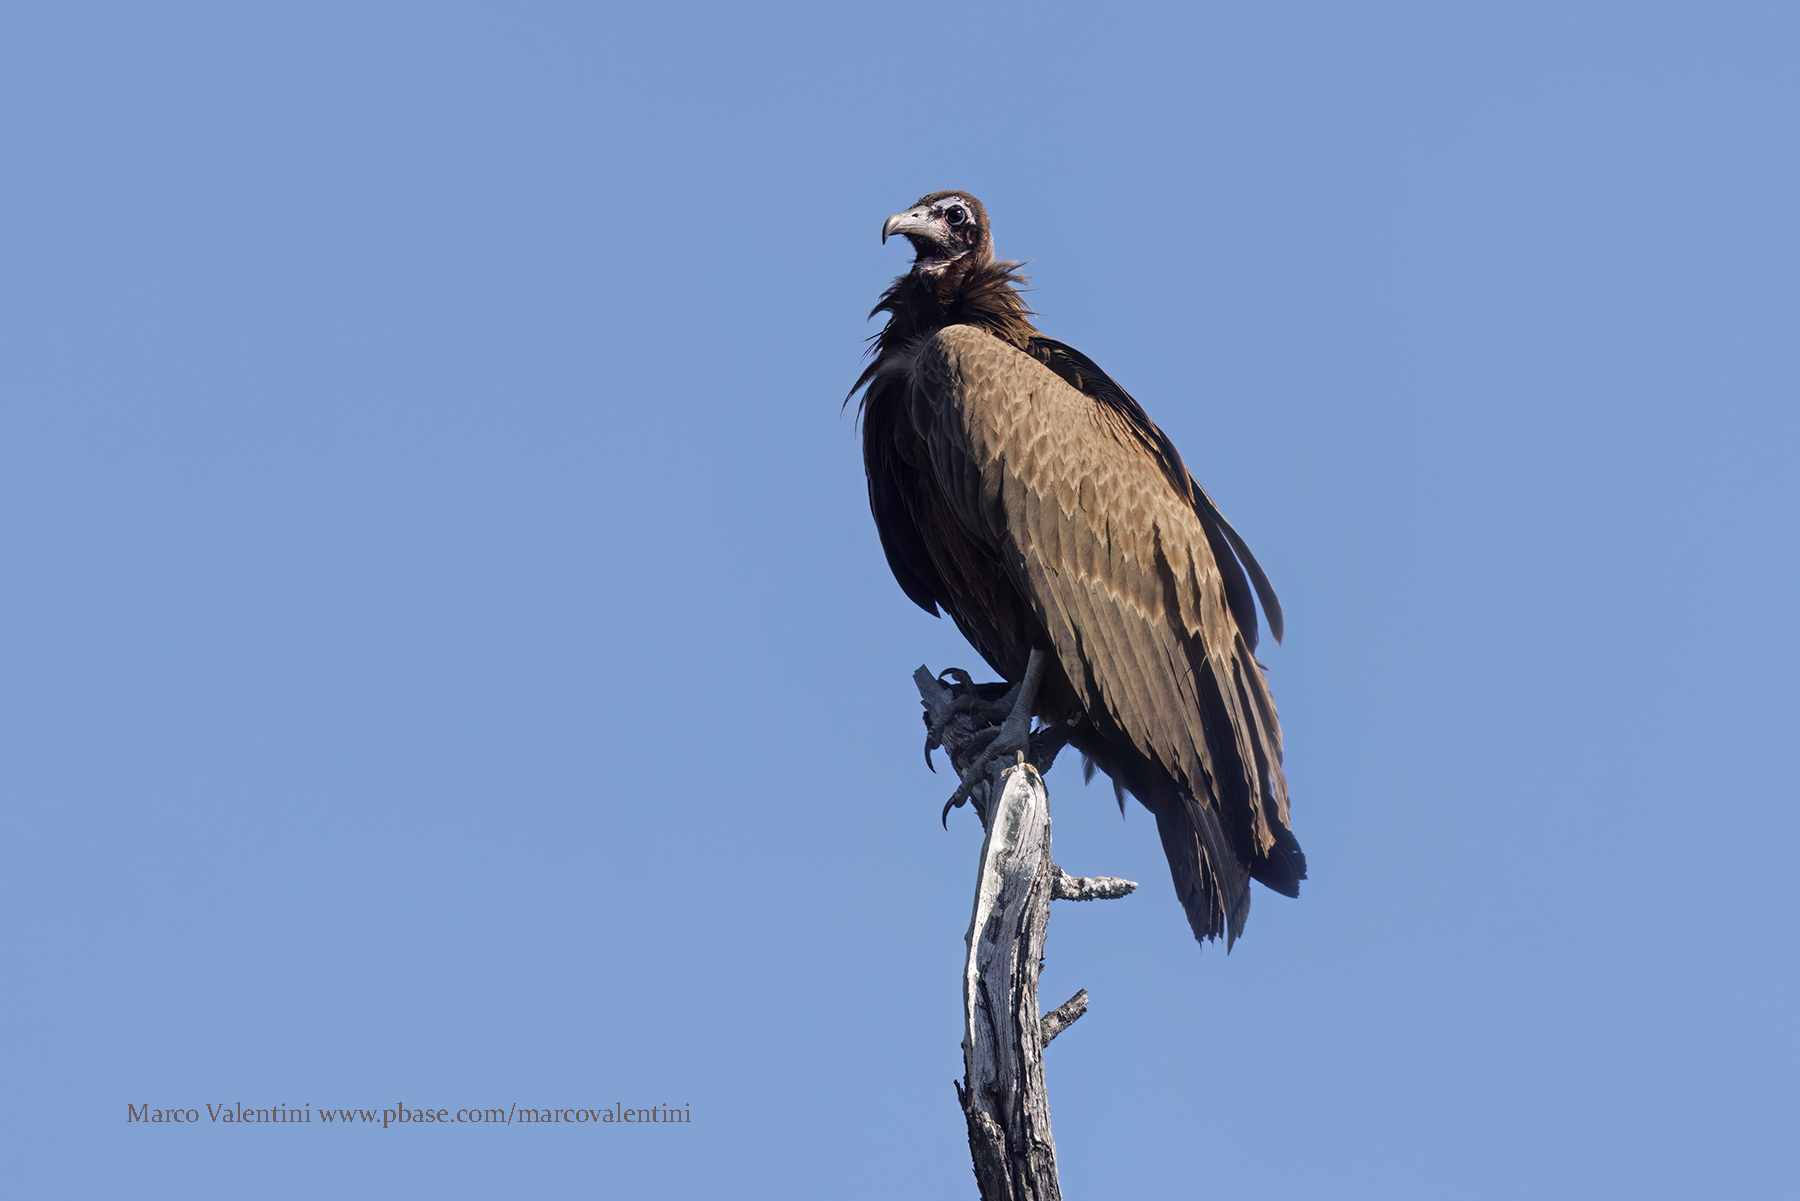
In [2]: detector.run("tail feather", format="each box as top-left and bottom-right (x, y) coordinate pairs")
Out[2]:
(1073, 725), (1298, 948)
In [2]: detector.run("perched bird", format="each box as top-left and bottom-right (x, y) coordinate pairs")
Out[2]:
(852, 191), (1304, 947)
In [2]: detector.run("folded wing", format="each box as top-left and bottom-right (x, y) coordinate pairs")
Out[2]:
(907, 325), (1303, 943)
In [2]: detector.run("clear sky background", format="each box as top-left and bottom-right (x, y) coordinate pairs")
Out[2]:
(4, 3), (1795, 1197)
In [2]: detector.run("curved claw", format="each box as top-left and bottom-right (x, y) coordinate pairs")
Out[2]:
(939, 759), (986, 821)
(924, 742), (937, 773)
(939, 771), (983, 827)
(939, 667), (974, 686)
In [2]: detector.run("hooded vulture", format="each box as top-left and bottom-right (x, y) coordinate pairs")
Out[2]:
(852, 191), (1304, 948)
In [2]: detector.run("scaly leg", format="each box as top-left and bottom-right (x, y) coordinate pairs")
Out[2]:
(940, 649), (1049, 820)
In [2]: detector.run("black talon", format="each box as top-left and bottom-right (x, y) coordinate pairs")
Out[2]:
(923, 652), (1053, 830)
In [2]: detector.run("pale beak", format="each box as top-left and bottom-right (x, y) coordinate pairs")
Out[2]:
(882, 207), (937, 244)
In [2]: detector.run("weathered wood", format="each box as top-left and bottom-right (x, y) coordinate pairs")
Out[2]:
(960, 760), (1062, 1200)
(1038, 990), (1089, 1048)
(1052, 870), (1138, 902)
(915, 665), (1137, 1201)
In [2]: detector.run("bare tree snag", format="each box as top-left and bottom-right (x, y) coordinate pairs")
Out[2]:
(915, 667), (1136, 1201)
(959, 759), (1061, 1199)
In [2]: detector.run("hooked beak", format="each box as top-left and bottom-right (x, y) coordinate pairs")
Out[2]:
(881, 206), (937, 245)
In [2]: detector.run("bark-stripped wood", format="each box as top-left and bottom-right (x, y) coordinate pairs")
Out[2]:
(959, 759), (1061, 1200)
(1051, 872), (1137, 902)
(917, 667), (1136, 1201)
(1038, 990), (1089, 1048)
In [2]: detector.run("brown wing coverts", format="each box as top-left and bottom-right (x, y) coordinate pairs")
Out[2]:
(907, 325), (1300, 944)
(1024, 335), (1285, 650)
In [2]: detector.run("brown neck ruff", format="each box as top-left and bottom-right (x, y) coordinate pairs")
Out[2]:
(851, 255), (1038, 407)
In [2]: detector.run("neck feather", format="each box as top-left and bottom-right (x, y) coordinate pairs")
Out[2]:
(851, 256), (1038, 404)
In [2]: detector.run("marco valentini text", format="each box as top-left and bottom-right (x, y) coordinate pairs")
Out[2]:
(127, 1102), (691, 1128)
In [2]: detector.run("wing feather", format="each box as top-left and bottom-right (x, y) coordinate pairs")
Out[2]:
(907, 325), (1299, 939)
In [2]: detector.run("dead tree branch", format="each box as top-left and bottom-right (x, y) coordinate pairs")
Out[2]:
(1038, 990), (1088, 1048)
(915, 666), (1135, 1201)
(1051, 869), (1138, 902)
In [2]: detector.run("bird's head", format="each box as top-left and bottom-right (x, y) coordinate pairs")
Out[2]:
(882, 192), (992, 273)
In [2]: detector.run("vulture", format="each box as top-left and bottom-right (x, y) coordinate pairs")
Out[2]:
(852, 191), (1304, 948)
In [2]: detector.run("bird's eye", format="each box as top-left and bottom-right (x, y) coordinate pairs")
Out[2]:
(946, 205), (967, 226)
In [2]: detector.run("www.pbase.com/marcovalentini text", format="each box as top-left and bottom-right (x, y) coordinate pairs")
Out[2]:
(127, 1102), (691, 1129)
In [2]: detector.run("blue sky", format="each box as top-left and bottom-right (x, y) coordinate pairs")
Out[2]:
(4, 3), (1795, 1197)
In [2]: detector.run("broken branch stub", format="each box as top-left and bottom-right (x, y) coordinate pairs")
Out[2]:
(1051, 869), (1138, 902)
(1038, 990), (1088, 1048)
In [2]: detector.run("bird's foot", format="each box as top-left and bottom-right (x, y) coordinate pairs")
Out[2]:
(918, 650), (1052, 826)
(942, 667), (1019, 721)
(959, 678), (1024, 728)
(922, 668), (1014, 773)
(938, 706), (1033, 825)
